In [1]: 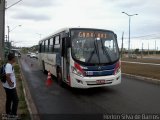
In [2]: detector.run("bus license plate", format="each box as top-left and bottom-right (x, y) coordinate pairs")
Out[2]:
(96, 80), (105, 84)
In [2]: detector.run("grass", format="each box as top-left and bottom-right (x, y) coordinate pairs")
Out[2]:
(121, 58), (160, 80)
(122, 58), (160, 64)
(0, 58), (30, 119)
(14, 64), (31, 120)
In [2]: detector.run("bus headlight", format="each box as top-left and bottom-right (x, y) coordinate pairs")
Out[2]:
(114, 61), (121, 75)
(71, 66), (84, 77)
(115, 67), (121, 74)
(71, 62), (85, 77)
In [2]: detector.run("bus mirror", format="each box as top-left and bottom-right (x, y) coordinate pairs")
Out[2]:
(114, 34), (117, 39)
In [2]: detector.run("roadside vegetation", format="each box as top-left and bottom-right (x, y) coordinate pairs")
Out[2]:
(14, 63), (31, 120)
(122, 57), (160, 64)
(0, 60), (30, 119)
(121, 57), (160, 80)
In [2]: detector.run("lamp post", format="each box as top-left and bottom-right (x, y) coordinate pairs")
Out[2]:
(7, 25), (22, 49)
(0, 0), (23, 60)
(122, 12), (138, 58)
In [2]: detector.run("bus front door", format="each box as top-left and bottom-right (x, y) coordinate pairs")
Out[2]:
(61, 38), (70, 85)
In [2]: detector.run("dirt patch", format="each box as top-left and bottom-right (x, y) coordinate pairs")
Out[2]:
(121, 62), (160, 80)
(0, 84), (5, 114)
(122, 58), (160, 64)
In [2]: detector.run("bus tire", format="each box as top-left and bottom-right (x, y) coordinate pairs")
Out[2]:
(57, 67), (63, 86)
(42, 61), (47, 74)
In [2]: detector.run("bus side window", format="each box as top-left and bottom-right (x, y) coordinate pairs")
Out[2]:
(45, 40), (49, 53)
(54, 36), (60, 53)
(49, 38), (54, 53)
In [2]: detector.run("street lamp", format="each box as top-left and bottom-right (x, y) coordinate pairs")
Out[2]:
(7, 25), (22, 42)
(7, 25), (22, 49)
(122, 12), (138, 57)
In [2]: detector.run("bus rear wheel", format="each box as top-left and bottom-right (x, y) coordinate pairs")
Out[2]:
(57, 67), (63, 86)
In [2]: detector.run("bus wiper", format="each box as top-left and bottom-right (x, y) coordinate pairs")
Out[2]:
(87, 39), (100, 64)
(94, 38), (100, 64)
(100, 39), (112, 62)
(87, 49), (95, 63)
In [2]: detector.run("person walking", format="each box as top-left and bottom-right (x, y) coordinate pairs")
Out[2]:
(2, 53), (19, 118)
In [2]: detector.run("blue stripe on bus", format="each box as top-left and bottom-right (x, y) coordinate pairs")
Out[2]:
(82, 63), (116, 71)
(82, 63), (116, 76)
(85, 70), (114, 76)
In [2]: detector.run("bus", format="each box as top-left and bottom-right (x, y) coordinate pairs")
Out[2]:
(38, 28), (121, 88)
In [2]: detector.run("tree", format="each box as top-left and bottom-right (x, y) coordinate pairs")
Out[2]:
(135, 49), (139, 54)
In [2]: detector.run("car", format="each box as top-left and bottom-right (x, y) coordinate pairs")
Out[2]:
(27, 52), (31, 57)
(15, 52), (21, 57)
(129, 54), (137, 59)
(30, 53), (37, 58)
(34, 51), (38, 59)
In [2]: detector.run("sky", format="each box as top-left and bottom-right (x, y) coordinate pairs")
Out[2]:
(5, 0), (160, 50)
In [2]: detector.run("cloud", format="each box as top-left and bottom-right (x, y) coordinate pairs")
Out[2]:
(105, 0), (148, 9)
(7, 0), (59, 8)
(12, 13), (51, 21)
(11, 9), (51, 21)
(6, 0), (160, 48)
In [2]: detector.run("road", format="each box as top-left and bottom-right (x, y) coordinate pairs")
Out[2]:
(19, 55), (160, 120)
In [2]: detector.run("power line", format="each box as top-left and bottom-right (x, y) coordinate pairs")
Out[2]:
(131, 33), (160, 39)
(123, 32), (160, 40)
(124, 34), (160, 40)
(6, 0), (22, 10)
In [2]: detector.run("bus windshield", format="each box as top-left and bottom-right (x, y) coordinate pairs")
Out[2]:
(71, 29), (119, 65)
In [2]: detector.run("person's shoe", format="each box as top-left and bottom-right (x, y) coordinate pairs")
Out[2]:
(1, 113), (8, 120)
(2, 113), (7, 117)
(7, 115), (21, 120)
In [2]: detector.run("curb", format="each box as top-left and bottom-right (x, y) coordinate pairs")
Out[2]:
(122, 73), (160, 85)
(18, 58), (40, 120)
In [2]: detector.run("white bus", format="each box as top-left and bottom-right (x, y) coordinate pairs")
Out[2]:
(38, 28), (121, 88)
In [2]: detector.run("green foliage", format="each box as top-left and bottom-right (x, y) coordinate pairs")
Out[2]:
(14, 63), (31, 120)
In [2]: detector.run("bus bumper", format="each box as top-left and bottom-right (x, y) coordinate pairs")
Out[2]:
(70, 72), (121, 88)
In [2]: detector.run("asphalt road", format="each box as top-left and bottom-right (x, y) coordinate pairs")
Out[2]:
(19, 55), (160, 120)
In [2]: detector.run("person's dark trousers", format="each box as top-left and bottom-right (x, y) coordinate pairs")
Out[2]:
(4, 87), (19, 115)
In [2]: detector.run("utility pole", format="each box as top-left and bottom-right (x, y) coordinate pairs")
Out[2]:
(5, 35), (7, 42)
(0, 0), (5, 61)
(121, 32), (124, 58)
(0, 0), (23, 61)
(155, 40), (156, 55)
(148, 42), (149, 56)
(7, 26), (9, 42)
(141, 42), (143, 59)
(7, 25), (21, 50)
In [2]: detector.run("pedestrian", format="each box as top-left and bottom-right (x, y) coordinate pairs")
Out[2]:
(2, 53), (19, 118)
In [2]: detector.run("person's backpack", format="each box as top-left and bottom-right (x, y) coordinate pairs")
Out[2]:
(0, 64), (6, 83)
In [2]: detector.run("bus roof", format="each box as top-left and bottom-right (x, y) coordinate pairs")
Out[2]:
(39, 27), (115, 43)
